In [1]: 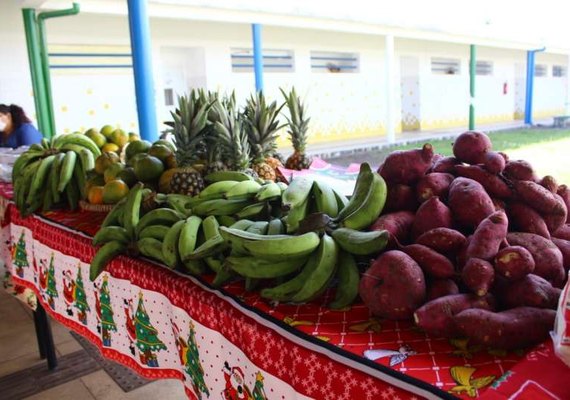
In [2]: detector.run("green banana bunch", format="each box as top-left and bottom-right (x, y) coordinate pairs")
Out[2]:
(178, 216), (206, 275)
(225, 255), (307, 279)
(191, 198), (252, 217)
(138, 237), (166, 263)
(255, 182), (282, 201)
(281, 177), (313, 210)
(135, 208), (185, 236)
(205, 170), (253, 183)
(139, 225), (170, 241)
(89, 241), (125, 281)
(198, 180), (239, 200)
(311, 180), (339, 218)
(328, 250), (360, 310)
(224, 180), (262, 200)
(331, 228), (389, 255)
(184, 215), (227, 260)
(338, 171), (387, 230)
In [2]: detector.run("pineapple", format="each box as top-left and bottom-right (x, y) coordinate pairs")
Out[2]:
(167, 91), (213, 196)
(281, 87), (313, 170)
(243, 92), (286, 181)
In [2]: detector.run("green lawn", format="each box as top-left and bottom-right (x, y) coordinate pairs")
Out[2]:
(324, 128), (570, 185)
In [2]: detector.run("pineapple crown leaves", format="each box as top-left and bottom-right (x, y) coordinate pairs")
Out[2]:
(243, 91), (287, 159)
(280, 87), (310, 152)
(213, 107), (251, 171)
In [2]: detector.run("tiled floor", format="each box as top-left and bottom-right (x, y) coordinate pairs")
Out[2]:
(0, 289), (187, 399)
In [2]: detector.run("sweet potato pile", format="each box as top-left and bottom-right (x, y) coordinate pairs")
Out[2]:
(360, 131), (566, 350)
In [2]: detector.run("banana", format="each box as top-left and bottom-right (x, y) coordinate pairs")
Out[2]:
(229, 219), (255, 231)
(123, 183), (144, 240)
(255, 182), (281, 201)
(242, 231), (320, 260)
(202, 215), (220, 238)
(333, 188), (349, 210)
(53, 133), (101, 157)
(89, 240), (126, 281)
(198, 180), (239, 200)
(40, 137), (50, 149)
(138, 225), (170, 241)
(267, 219), (284, 235)
(30, 143), (45, 152)
(225, 255), (307, 279)
(331, 227), (389, 255)
(78, 148), (95, 172)
(14, 159), (40, 212)
(211, 259), (235, 287)
(58, 151), (77, 193)
(276, 181), (288, 192)
(328, 251), (359, 309)
(27, 154), (55, 204)
(162, 220), (185, 269)
(50, 153), (65, 203)
(281, 177), (313, 210)
(184, 215), (226, 260)
(166, 194), (201, 217)
(41, 183), (54, 212)
(260, 251), (320, 301)
(334, 163), (373, 221)
(340, 172), (387, 230)
(100, 199), (127, 228)
(93, 226), (130, 246)
(191, 198), (252, 217)
(312, 180), (339, 218)
(65, 176), (80, 211)
(135, 208), (185, 236)
(178, 216), (205, 275)
(284, 196), (309, 233)
(291, 233), (339, 303)
(224, 180), (262, 200)
(11, 150), (44, 181)
(245, 221), (269, 235)
(205, 170), (253, 183)
(137, 237), (165, 263)
(217, 215), (237, 227)
(235, 202), (266, 220)
(73, 160), (87, 200)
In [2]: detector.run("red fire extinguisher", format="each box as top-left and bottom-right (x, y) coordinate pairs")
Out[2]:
(503, 82), (508, 95)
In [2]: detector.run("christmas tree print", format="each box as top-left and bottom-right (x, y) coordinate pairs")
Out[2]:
(13, 231), (29, 278)
(135, 292), (166, 367)
(184, 321), (210, 399)
(252, 372), (268, 400)
(73, 266), (90, 325)
(100, 276), (117, 346)
(45, 254), (58, 310)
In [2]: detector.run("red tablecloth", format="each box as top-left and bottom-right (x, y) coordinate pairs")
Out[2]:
(1, 182), (569, 400)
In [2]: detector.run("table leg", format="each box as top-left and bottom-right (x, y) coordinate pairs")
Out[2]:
(33, 308), (47, 359)
(34, 303), (58, 370)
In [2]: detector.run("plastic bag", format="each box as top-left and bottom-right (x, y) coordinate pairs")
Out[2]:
(553, 272), (570, 367)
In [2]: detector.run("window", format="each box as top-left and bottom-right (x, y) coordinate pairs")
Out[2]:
(431, 58), (461, 75)
(164, 89), (174, 106)
(535, 64), (547, 77)
(231, 48), (294, 73)
(310, 51), (359, 73)
(553, 65), (567, 77)
(476, 61), (493, 76)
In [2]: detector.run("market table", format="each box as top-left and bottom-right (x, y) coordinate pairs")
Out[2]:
(1, 182), (569, 400)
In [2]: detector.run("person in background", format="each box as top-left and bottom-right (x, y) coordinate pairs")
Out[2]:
(0, 104), (43, 148)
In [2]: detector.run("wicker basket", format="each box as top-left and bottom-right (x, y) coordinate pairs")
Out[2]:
(79, 200), (115, 213)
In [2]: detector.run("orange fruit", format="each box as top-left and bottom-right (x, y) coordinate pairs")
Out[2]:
(102, 179), (129, 204)
(95, 152), (120, 175)
(87, 185), (105, 205)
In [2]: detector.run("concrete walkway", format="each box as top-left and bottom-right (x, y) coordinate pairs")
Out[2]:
(289, 118), (554, 159)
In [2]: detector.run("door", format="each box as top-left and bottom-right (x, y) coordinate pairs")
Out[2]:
(400, 56), (421, 131)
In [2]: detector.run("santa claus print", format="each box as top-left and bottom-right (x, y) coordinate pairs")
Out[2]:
(62, 270), (76, 316)
(222, 363), (252, 400)
(123, 299), (136, 356)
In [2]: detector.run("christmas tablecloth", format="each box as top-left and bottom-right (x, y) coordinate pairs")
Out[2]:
(1, 183), (569, 400)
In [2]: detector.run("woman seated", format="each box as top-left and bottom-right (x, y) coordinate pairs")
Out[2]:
(0, 104), (43, 148)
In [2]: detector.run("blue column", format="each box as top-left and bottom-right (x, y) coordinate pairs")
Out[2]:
(127, 0), (158, 141)
(524, 47), (546, 125)
(252, 23), (264, 92)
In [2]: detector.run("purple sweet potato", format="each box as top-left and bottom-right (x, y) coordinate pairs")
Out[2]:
(553, 224), (570, 240)
(454, 307), (556, 350)
(462, 258), (495, 296)
(494, 246), (535, 281)
(504, 160), (538, 182)
(551, 237), (570, 271)
(543, 194), (568, 234)
(448, 177), (495, 230)
(452, 131), (492, 164)
(498, 152), (509, 162)
(402, 244), (455, 279)
(540, 175), (559, 194)
(384, 184), (418, 213)
(454, 164), (512, 199)
(484, 151), (506, 174)
(456, 235), (471, 270)
(414, 293), (496, 338)
(427, 279), (460, 301)
(557, 185), (570, 223)
(466, 211), (508, 261)
(492, 198), (506, 211)
(500, 274), (561, 310)
(506, 232), (565, 287)
(415, 227), (466, 255)
(513, 180), (567, 216)
(411, 197), (453, 240)
(369, 211), (415, 246)
(432, 156), (461, 174)
(359, 250), (426, 320)
(378, 143), (434, 185)
(415, 173), (454, 203)
(507, 202), (550, 238)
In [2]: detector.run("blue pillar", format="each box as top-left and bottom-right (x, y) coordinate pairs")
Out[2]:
(127, 0), (158, 141)
(524, 47), (546, 125)
(252, 24), (264, 92)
